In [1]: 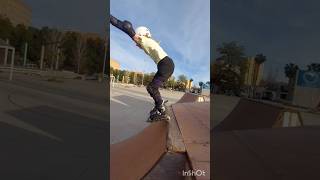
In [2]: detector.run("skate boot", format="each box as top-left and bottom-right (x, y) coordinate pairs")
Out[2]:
(149, 100), (168, 116)
(149, 107), (158, 116)
(147, 100), (170, 123)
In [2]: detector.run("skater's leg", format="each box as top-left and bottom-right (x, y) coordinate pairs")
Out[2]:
(146, 74), (166, 108)
(146, 57), (175, 114)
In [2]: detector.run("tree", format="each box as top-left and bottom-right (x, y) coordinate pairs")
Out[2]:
(206, 81), (210, 89)
(284, 63), (299, 79)
(284, 63), (299, 100)
(75, 33), (87, 73)
(212, 63), (241, 95)
(216, 42), (248, 95)
(168, 76), (176, 89)
(199, 82), (204, 88)
(60, 32), (78, 70)
(216, 41), (246, 66)
(144, 72), (155, 85)
(174, 81), (186, 91)
(8, 24), (32, 65)
(27, 27), (42, 64)
(0, 15), (13, 40)
(178, 74), (187, 82)
(84, 38), (104, 75)
(164, 76), (175, 89)
(11, 24), (32, 53)
(253, 53), (267, 85)
(45, 28), (62, 70)
(129, 72), (135, 84)
(307, 63), (320, 72)
(110, 67), (114, 75)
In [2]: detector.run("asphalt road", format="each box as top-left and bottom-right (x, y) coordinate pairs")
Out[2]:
(0, 73), (108, 180)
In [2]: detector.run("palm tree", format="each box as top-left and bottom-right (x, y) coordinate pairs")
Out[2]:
(199, 82), (204, 92)
(189, 78), (193, 91)
(284, 63), (299, 100)
(206, 81), (210, 86)
(253, 54), (266, 86)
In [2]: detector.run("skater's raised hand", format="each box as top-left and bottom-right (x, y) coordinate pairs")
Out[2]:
(133, 34), (142, 47)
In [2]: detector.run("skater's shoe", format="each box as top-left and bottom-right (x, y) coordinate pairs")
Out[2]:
(147, 112), (170, 123)
(149, 107), (158, 116)
(156, 100), (168, 115)
(150, 100), (168, 115)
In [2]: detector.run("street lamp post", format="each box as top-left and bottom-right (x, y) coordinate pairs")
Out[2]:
(102, 37), (107, 80)
(102, 18), (109, 81)
(9, 49), (15, 81)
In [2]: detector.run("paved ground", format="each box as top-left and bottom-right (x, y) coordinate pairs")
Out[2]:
(213, 95), (240, 127)
(0, 72), (108, 179)
(110, 84), (184, 144)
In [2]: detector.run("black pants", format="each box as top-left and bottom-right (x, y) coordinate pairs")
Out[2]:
(146, 56), (175, 107)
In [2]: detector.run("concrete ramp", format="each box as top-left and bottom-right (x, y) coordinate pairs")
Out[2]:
(214, 127), (320, 179)
(177, 93), (205, 103)
(110, 93), (209, 179)
(214, 98), (303, 131)
(110, 121), (168, 180)
(172, 102), (210, 179)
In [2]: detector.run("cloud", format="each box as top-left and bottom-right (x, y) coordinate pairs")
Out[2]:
(110, 0), (210, 82)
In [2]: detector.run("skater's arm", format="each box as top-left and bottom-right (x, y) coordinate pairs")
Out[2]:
(110, 14), (136, 38)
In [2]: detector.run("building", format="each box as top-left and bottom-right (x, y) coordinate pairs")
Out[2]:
(0, 39), (15, 66)
(244, 57), (264, 86)
(293, 70), (320, 109)
(110, 59), (120, 70)
(0, 0), (32, 26)
(186, 80), (193, 90)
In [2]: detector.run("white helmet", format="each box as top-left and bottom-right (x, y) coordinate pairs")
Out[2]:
(135, 26), (152, 38)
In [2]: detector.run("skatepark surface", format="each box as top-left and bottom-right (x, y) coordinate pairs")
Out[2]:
(214, 98), (285, 131)
(172, 102), (210, 179)
(110, 121), (168, 180)
(110, 93), (210, 180)
(213, 95), (320, 180)
(110, 86), (184, 143)
(213, 127), (320, 180)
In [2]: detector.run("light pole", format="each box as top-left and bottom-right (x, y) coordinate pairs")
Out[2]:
(9, 49), (15, 81)
(102, 36), (107, 80)
(102, 18), (109, 81)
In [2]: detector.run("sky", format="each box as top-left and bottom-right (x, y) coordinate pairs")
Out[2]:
(24, 0), (107, 36)
(213, 0), (320, 82)
(110, 0), (210, 84)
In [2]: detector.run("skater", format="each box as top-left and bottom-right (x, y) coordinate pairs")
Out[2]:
(110, 15), (175, 121)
